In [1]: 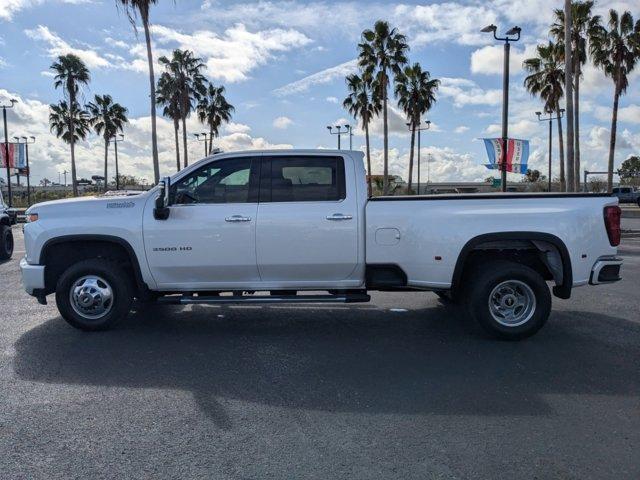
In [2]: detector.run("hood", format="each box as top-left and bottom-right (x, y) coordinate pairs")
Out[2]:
(26, 190), (151, 214)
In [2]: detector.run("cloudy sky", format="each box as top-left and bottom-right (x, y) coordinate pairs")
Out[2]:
(0, 0), (639, 185)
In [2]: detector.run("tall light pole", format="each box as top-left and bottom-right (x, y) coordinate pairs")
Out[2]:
(1, 99), (18, 207)
(21, 136), (35, 206)
(481, 24), (521, 192)
(194, 133), (209, 156)
(62, 170), (68, 187)
(406, 120), (431, 194)
(536, 110), (564, 192)
(110, 133), (124, 190)
(344, 124), (353, 150)
(326, 125), (349, 149)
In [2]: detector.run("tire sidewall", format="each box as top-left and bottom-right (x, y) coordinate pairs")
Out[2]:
(0, 225), (13, 260)
(56, 259), (133, 331)
(469, 263), (551, 340)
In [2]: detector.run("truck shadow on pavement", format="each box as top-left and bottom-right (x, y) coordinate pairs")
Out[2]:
(13, 303), (640, 430)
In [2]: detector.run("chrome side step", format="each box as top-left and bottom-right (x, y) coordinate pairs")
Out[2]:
(158, 293), (371, 305)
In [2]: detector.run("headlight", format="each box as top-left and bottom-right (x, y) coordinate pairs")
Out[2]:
(26, 213), (38, 223)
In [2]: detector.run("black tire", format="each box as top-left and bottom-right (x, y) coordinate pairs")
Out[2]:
(55, 259), (133, 331)
(0, 224), (13, 260)
(465, 261), (551, 340)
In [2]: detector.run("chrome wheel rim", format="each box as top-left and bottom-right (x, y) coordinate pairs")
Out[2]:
(488, 280), (536, 327)
(69, 275), (114, 320)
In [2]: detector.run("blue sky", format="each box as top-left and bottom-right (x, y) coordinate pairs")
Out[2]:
(1, 0), (638, 184)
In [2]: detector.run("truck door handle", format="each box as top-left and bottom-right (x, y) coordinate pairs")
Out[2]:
(225, 215), (252, 222)
(326, 213), (353, 221)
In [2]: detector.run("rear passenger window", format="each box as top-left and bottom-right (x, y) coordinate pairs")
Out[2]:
(265, 156), (345, 202)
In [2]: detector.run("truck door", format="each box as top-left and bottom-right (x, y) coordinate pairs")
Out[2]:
(256, 154), (359, 284)
(143, 155), (261, 289)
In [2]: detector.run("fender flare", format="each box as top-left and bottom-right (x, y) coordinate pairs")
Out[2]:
(39, 234), (148, 292)
(451, 231), (573, 299)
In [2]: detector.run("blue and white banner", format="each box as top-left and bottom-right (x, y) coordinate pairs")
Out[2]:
(483, 138), (529, 174)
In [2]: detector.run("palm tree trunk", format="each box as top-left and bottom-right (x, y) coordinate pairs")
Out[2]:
(68, 96), (78, 197)
(209, 125), (214, 155)
(408, 124), (416, 193)
(574, 59), (581, 191)
(104, 139), (109, 192)
(607, 86), (620, 193)
(557, 108), (565, 192)
(563, 0), (575, 192)
(365, 122), (372, 197)
(182, 116), (188, 168)
(382, 71), (389, 195)
(142, 13), (160, 184)
(174, 118), (181, 171)
(70, 141), (78, 197)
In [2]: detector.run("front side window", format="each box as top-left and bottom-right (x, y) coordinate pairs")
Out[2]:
(264, 156), (345, 202)
(171, 157), (253, 204)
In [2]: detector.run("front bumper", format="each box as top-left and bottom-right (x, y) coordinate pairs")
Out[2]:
(589, 257), (623, 285)
(20, 257), (45, 295)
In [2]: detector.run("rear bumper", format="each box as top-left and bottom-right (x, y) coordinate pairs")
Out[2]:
(20, 258), (45, 295)
(589, 257), (623, 285)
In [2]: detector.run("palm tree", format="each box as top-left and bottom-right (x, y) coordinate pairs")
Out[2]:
(117, 0), (160, 184)
(156, 71), (182, 171)
(50, 54), (90, 197)
(523, 42), (567, 191)
(551, 0), (601, 190)
(343, 72), (380, 197)
(394, 63), (439, 194)
(49, 101), (90, 192)
(197, 83), (234, 155)
(590, 9), (640, 192)
(358, 20), (409, 195)
(87, 95), (128, 191)
(158, 49), (207, 167)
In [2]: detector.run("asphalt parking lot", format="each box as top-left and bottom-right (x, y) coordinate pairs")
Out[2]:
(1, 227), (639, 479)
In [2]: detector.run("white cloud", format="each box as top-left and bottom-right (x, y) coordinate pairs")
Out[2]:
(470, 43), (538, 76)
(24, 25), (111, 69)
(439, 77), (502, 107)
(273, 59), (358, 96)
(150, 23), (311, 82)
(395, 2), (498, 46)
(454, 126), (470, 134)
(273, 116), (293, 129)
(594, 104), (640, 125)
(326, 96), (339, 104)
(484, 119), (538, 138)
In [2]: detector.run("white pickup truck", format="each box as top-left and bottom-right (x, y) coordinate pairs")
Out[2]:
(20, 149), (623, 339)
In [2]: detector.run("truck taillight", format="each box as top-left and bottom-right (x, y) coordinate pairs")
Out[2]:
(604, 205), (621, 246)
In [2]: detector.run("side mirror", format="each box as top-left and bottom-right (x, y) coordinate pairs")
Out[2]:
(153, 176), (171, 220)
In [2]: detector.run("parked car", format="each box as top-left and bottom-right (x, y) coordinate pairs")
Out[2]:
(612, 186), (640, 206)
(0, 190), (14, 260)
(20, 150), (623, 339)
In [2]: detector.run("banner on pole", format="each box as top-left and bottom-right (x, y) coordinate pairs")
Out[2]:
(482, 138), (529, 174)
(1, 143), (26, 169)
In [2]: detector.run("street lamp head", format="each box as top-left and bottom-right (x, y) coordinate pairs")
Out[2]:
(13, 136), (20, 142)
(481, 24), (497, 33)
(326, 126), (332, 131)
(30, 136), (35, 141)
(10, 99), (18, 105)
(344, 124), (350, 130)
(194, 133), (200, 139)
(506, 26), (521, 36)
(425, 120), (431, 126)
(535, 111), (542, 117)
(560, 108), (565, 114)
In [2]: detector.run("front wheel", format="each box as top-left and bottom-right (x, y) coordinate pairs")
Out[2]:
(55, 259), (133, 331)
(466, 261), (551, 340)
(0, 224), (13, 260)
